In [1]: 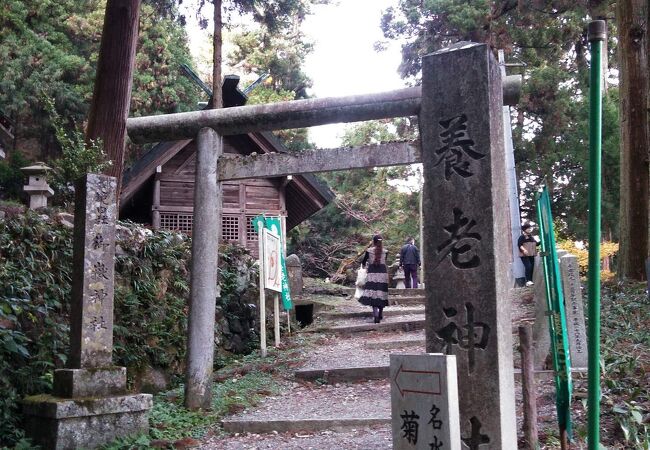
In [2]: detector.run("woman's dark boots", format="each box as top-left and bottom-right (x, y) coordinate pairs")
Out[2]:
(378, 307), (384, 321)
(373, 306), (380, 323)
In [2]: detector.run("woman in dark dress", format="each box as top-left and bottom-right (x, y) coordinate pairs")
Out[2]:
(358, 234), (389, 323)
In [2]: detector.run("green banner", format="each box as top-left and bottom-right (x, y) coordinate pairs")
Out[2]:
(536, 186), (573, 439)
(253, 215), (292, 310)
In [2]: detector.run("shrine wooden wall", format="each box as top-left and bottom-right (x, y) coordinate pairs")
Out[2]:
(152, 140), (285, 257)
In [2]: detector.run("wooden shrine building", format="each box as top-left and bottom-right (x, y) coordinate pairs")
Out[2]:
(119, 77), (334, 256)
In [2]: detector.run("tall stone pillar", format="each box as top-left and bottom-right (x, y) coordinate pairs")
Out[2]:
(420, 43), (517, 449)
(23, 174), (152, 449)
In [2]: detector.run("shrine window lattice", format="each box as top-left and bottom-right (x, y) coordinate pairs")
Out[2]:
(160, 213), (193, 234)
(159, 212), (263, 244)
(221, 215), (240, 242)
(246, 215), (258, 242)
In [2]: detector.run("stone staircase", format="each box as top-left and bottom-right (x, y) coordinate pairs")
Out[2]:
(220, 288), (426, 438)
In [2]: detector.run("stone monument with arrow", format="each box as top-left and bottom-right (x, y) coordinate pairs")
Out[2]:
(390, 354), (460, 450)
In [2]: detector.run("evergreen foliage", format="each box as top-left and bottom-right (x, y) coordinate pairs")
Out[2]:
(380, 0), (620, 240)
(0, 0), (201, 162)
(224, 5), (318, 151)
(229, 29), (313, 98)
(0, 151), (30, 201)
(42, 96), (111, 207)
(0, 0), (98, 149)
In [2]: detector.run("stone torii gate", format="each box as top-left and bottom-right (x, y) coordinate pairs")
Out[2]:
(127, 43), (520, 448)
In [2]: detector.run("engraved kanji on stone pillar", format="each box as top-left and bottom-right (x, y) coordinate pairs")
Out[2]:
(69, 174), (117, 368)
(420, 42), (517, 449)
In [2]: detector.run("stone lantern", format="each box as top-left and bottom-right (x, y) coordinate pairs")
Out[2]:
(393, 266), (406, 289)
(21, 162), (54, 209)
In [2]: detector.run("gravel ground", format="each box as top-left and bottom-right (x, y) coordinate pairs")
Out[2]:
(223, 380), (391, 422)
(203, 426), (393, 449)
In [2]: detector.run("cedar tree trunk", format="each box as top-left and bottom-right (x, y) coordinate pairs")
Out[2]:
(86, 0), (141, 201)
(212, 0), (223, 109)
(617, 0), (649, 280)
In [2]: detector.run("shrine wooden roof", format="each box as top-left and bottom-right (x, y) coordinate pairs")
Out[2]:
(119, 78), (333, 230)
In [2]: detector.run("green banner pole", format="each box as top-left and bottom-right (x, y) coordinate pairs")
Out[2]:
(587, 20), (606, 450)
(537, 187), (573, 444)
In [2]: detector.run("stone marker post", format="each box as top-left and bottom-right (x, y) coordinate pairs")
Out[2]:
(559, 254), (588, 368)
(69, 174), (118, 368)
(390, 354), (460, 450)
(533, 251), (588, 370)
(420, 43), (517, 449)
(285, 254), (303, 297)
(532, 255), (551, 369)
(23, 174), (152, 449)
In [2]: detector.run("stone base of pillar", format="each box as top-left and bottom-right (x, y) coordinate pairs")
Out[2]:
(23, 393), (152, 450)
(53, 367), (127, 397)
(23, 367), (152, 449)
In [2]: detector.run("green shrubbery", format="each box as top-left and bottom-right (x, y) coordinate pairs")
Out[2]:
(0, 210), (73, 444)
(0, 209), (259, 446)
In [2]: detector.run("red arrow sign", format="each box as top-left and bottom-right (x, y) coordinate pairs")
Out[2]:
(393, 363), (442, 397)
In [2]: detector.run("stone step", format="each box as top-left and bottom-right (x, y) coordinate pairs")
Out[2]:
(341, 287), (425, 297)
(295, 364), (588, 384)
(222, 417), (389, 434)
(320, 307), (424, 320)
(313, 316), (425, 335)
(389, 288), (425, 296)
(295, 365), (389, 383)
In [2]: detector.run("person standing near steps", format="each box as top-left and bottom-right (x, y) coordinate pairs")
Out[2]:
(518, 222), (540, 286)
(358, 234), (389, 323)
(399, 237), (420, 289)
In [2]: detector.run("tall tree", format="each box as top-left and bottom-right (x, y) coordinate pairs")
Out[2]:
(198, 0), (315, 106)
(617, 0), (648, 280)
(212, 0), (223, 108)
(380, 0), (621, 240)
(228, 27), (315, 149)
(85, 0), (141, 198)
(228, 28), (313, 98)
(645, 0), (650, 268)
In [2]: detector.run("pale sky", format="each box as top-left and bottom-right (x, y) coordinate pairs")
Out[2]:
(181, 0), (405, 148)
(302, 0), (405, 147)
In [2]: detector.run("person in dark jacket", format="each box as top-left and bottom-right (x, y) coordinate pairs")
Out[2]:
(518, 222), (539, 286)
(399, 237), (420, 289)
(358, 234), (389, 323)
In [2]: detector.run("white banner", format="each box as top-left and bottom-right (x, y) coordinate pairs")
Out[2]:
(263, 228), (282, 292)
